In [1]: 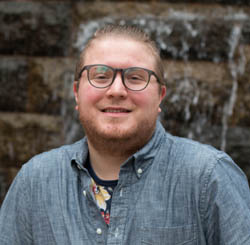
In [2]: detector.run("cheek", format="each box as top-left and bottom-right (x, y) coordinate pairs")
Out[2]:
(131, 92), (160, 110)
(78, 85), (103, 105)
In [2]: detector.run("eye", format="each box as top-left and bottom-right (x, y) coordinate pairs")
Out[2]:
(125, 68), (148, 83)
(95, 74), (109, 79)
(126, 73), (146, 83)
(91, 71), (113, 81)
(130, 75), (142, 80)
(89, 66), (113, 80)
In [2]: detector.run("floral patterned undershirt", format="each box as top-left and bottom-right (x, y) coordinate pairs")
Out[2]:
(85, 158), (118, 225)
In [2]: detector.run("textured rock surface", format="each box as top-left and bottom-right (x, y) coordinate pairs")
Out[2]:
(160, 0), (250, 4)
(0, 0), (250, 205)
(74, 2), (250, 61)
(0, 167), (18, 204)
(0, 112), (63, 166)
(0, 58), (28, 111)
(27, 58), (76, 114)
(0, 112), (64, 203)
(161, 59), (250, 175)
(0, 2), (71, 56)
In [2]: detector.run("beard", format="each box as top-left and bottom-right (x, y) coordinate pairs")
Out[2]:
(78, 112), (157, 158)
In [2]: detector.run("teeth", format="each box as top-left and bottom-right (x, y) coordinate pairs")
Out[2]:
(104, 109), (129, 113)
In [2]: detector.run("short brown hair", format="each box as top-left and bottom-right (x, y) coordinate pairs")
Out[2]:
(74, 24), (165, 86)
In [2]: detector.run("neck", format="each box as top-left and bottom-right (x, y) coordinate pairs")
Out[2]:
(87, 140), (131, 180)
(84, 123), (157, 180)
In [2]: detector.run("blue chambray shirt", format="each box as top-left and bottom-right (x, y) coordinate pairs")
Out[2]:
(0, 121), (250, 244)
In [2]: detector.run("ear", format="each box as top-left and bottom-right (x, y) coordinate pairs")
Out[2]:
(73, 81), (79, 111)
(158, 85), (166, 113)
(160, 85), (166, 101)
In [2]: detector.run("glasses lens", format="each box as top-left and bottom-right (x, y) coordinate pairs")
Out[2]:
(88, 65), (113, 88)
(124, 68), (149, 91)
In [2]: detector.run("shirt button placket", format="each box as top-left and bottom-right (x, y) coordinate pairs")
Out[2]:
(137, 168), (143, 175)
(96, 228), (102, 235)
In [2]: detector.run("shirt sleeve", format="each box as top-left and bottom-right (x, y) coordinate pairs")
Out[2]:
(0, 165), (33, 244)
(202, 153), (250, 244)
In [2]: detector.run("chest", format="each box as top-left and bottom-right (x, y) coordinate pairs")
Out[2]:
(32, 165), (202, 245)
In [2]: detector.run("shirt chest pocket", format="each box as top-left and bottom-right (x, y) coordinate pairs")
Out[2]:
(140, 224), (197, 245)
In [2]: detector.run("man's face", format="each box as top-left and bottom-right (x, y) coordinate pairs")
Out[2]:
(74, 36), (166, 150)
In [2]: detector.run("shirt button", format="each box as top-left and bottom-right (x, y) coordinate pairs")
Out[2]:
(137, 168), (143, 174)
(96, 228), (102, 235)
(83, 190), (86, 196)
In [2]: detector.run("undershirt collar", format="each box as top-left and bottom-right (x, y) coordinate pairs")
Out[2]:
(85, 155), (118, 188)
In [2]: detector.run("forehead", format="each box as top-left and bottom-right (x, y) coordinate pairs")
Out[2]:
(84, 36), (156, 69)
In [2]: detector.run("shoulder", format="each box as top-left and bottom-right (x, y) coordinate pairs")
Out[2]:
(163, 132), (226, 167)
(20, 138), (87, 178)
(162, 131), (249, 193)
(159, 131), (246, 184)
(153, 122), (233, 180)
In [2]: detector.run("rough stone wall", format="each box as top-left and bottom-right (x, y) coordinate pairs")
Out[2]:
(1, 0), (250, 204)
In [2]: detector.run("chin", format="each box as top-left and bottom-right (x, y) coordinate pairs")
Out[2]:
(80, 113), (157, 150)
(99, 124), (137, 140)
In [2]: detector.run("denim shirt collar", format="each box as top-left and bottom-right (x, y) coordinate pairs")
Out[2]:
(131, 120), (166, 179)
(71, 120), (166, 179)
(71, 138), (88, 170)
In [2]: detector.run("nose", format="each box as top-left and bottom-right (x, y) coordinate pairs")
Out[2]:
(106, 72), (128, 98)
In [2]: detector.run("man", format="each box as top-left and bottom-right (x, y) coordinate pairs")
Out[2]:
(0, 25), (250, 244)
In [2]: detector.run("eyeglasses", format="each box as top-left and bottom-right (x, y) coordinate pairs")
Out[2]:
(78, 64), (161, 91)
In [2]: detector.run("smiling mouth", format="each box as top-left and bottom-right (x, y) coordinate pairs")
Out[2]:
(102, 108), (131, 113)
